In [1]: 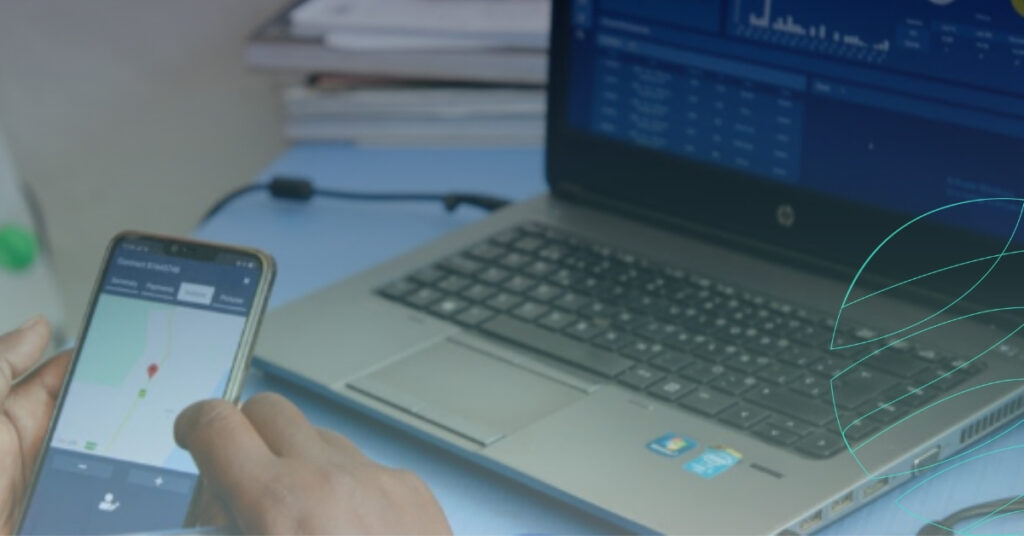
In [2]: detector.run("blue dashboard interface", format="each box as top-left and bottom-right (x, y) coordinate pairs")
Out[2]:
(19, 239), (262, 535)
(568, 0), (1024, 237)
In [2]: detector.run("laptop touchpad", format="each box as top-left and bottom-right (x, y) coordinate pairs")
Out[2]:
(349, 339), (584, 446)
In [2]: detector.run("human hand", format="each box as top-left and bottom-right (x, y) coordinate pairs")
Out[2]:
(175, 392), (452, 535)
(0, 317), (71, 533)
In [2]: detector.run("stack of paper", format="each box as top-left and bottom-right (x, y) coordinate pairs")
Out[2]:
(246, 0), (551, 146)
(283, 84), (546, 146)
(246, 0), (550, 84)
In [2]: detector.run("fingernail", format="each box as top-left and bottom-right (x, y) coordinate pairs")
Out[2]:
(19, 315), (44, 332)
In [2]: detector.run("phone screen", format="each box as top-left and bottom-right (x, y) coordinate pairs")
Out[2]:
(19, 237), (266, 535)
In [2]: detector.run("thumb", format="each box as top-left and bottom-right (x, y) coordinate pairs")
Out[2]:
(0, 316), (51, 401)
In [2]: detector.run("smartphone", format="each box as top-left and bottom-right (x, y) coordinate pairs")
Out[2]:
(16, 232), (275, 535)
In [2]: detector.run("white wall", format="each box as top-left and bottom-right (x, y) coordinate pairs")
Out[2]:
(0, 0), (291, 328)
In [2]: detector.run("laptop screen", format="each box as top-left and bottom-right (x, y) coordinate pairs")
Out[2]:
(564, 0), (1024, 240)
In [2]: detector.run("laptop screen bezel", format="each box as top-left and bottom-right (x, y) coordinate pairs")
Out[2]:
(544, 0), (1018, 294)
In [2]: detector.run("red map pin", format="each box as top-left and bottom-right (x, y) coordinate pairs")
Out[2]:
(147, 364), (159, 379)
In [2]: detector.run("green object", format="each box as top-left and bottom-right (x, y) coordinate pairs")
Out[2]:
(85, 441), (97, 451)
(0, 224), (37, 272)
(138, 389), (147, 398)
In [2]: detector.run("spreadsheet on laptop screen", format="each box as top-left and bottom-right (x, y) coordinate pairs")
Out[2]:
(567, 0), (1024, 238)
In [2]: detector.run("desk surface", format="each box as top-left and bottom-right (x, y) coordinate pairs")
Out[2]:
(197, 143), (1024, 535)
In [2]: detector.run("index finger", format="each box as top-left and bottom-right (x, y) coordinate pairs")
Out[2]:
(175, 400), (278, 507)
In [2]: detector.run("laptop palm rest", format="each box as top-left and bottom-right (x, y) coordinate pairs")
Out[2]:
(349, 339), (585, 446)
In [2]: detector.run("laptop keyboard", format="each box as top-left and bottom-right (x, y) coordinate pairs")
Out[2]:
(376, 223), (986, 459)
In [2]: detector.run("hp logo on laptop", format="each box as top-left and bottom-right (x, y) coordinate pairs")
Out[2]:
(776, 204), (795, 228)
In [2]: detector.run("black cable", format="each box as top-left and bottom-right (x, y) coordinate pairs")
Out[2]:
(918, 496), (1024, 535)
(200, 176), (511, 225)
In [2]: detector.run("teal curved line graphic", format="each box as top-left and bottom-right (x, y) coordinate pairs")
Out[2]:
(844, 249), (1024, 309)
(959, 494), (1024, 534)
(828, 197), (1024, 535)
(830, 197), (1024, 351)
(834, 310), (1024, 437)
(831, 306), (1024, 478)
(894, 445), (1024, 535)
(964, 509), (1024, 536)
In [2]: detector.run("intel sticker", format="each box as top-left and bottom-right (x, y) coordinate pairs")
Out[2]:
(684, 446), (743, 479)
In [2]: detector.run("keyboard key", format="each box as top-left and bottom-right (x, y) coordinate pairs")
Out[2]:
(882, 384), (937, 409)
(668, 330), (708, 351)
(438, 275), (472, 293)
(842, 418), (880, 443)
(461, 283), (498, 302)
(490, 228), (523, 245)
(430, 297), (469, 317)
(499, 251), (532, 269)
(528, 283), (564, 302)
(680, 361), (726, 384)
(503, 275), (538, 293)
(621, 339), (665, 362)
(832, 368), (897, 410)
(913, 348), (943, 362)
(485, 292), (523, 311)
(766, 415), (814, 437)
(794, 431), (845, 458)
(478, 266), (511, 284)
(694, 339), (742, 362)
(412, 267), (446, 284)
(481, 315), (634, 377)
(441, 255), (484, 275)
(757, 363), (803, 385)
(454, 305), (497, 326)
(524, 260), (557, 278)
(790, 375), (828, 399)
(810, 356), (850, 377)
(514, 236), (545, 252)
(579, 301), (616, 320)
(712, 372), (759, 395)
(720, 404), (770, 429)
(679, 388), (737, 416)
(466, 243), (505, 260)
(729, 351), (772, 373)
(746, 386), (833, 426)
(867, 350), (929, 378)
(752, 422), (801, 446)
(405, 287), (444, 308)
(379, 279), (419, 299)
(618, 365), (665, 390)
(777, 346), (828, 367)
(553, 291), (590, 311)
(564, 319), (605, 340)
(855, 398), (907, 425)
(650, 350), (696, 373)
(648, 377), (696, 401)
(611, 309), (644, 330)
(593, 329), (634, 351)
(538, 310), (577, 331)
(512, 301), (549, 321)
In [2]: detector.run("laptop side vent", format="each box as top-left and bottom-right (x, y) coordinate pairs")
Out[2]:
(959, 395), (1024, 445)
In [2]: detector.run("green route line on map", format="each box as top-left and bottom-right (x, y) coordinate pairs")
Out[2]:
(103, 307), (176, 453)
(829, 197), (1024, 351)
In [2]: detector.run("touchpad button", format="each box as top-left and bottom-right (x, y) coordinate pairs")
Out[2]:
(349, 339), (584, 446)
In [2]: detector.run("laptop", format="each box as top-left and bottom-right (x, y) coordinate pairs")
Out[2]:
(256, 1), (1024, 533)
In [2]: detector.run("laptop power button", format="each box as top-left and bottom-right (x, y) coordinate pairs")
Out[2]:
(912, 446), (941, 476)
